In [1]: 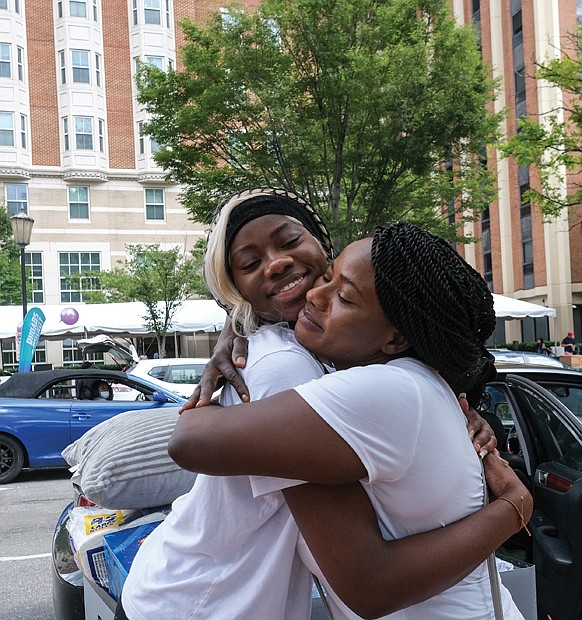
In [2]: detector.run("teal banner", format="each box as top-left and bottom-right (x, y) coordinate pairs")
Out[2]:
(18, 307), (46, 373)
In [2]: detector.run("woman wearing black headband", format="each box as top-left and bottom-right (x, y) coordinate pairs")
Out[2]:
(169, 220), (529, 619)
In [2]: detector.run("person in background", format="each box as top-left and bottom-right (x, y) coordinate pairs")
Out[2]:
(535, 337), (552, 356)
(90, 380), (113, 400)
(76, 361), (95, 399)
(562, 331), (576, 355)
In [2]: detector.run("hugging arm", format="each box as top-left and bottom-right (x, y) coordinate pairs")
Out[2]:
(169, 396), (531, 618)
(284, 453), (531, 619)
(170, 389), (366, 484)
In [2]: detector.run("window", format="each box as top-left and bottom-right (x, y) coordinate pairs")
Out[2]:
(74, 116), (93, 150)
(57, 0), (63, 18)
(68, 186), (89, 219)
(63, 116), (69, 150)
(132, 0), (138, 25)
(512, 10), (523, 36)
(145, 188), (164, 220)
(15, 0), (19, 13)
(25, 252), (44, 303)
(151, 135), (159, 153)
(145, 55), (164, 70)
(17, 46), (23, 81)
(95, 52), (101, 86)
(5, 183), (28, 215)
(59, 50), (66, 84)
(138, 121), (145, 154)
(144, 0), (161, 25)
(165, 0), (170, 27)
(0, 43), (11, 78)
(72, 49), (90, 83)
(514, 67), (526, 103)
(59, 251), (100, 303)
(61, 339), (104, 366)
(70, 0), (87, 18)
(518, 166), (533, 288)
(20, 113), (26, 148)
(98, 118), (105, 152)
(2, 341), (46, 370)
(0, 111), (14, 146)
(0, 0), (7, 9)
(482, 209), (492, 290)
(62, 339), (83, 366)
(93, 0), (98, 21)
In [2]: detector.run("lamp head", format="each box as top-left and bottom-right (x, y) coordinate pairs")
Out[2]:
(10, 210), (34, 247)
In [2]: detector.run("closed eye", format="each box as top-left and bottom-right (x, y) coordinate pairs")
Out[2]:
(240, 259), (261, 271)
(281, 235), (302, 249)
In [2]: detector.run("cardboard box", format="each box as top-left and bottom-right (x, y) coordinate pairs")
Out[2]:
(83, 577), (115, 620)
(560, 355), (582, 368)
(498, 554), (537, 620)
(103, 521), (162, 601)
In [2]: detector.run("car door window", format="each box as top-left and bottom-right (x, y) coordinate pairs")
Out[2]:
(147, 365), (169, 380)
(539, 383), (582, 422)
(513, 387), (582, 475)
(169, 364), (205, 384)
(482, 385), (512, 427)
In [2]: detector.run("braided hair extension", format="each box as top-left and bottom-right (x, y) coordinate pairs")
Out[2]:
(371, 222), (497, 407)
(205, 187), (334, 336)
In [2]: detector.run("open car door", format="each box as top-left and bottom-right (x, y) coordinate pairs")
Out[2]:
(503, 374), (582, 620)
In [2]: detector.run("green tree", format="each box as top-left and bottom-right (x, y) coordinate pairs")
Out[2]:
(501, 29), (582, 220)
(0, 207), (24, 306)
(70, 243), (209, 357)
(138, 0), (500, 248)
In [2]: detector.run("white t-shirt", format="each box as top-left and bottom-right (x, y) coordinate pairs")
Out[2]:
(253, 357), (524, 620)
(122, 325), (326, 620)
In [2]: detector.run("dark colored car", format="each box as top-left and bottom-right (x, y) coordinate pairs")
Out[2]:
(0, 369), (186, 484)
(52, 363), (582, 620)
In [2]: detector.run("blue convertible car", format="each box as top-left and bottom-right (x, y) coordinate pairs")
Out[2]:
(0, 369), (187, 484)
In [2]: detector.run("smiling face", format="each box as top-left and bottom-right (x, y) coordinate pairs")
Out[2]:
(295, 238), (408, 370)
(229, 214), (328, 324)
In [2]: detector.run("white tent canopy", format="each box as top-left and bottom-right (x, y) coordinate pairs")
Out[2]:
(0, 300), (227, 341)
(492, 294), (556, 319)
(0, 295), (554, 341)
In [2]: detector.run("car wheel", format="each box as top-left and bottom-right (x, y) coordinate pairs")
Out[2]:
(0, 434), (25, 484)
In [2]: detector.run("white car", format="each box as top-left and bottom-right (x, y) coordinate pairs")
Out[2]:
(128, 358), (209, 398)
(76, 335), (209, 398)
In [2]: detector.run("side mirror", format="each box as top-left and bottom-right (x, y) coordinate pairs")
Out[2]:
(152, 391), (169, 404)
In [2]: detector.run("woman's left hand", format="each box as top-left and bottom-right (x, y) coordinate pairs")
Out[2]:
(458, 393), (496, 457)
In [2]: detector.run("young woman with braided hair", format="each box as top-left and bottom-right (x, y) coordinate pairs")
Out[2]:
(170, 220), (529, 619)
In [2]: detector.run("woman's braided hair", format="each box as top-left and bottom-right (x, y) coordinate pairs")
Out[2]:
(371, 222), (497, 407)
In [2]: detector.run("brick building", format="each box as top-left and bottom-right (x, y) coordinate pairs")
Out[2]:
(0, 0), (581, 369)
(453, 0), (582, 345)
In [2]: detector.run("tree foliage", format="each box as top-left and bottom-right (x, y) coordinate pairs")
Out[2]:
(137, 0), (500, 248)
(71, 243), (209, 356)
(501, 28), (582, 220)
(0, 207), (24, 306)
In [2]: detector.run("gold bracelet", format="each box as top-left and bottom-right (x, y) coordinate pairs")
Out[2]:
(497, 495), (531, 536)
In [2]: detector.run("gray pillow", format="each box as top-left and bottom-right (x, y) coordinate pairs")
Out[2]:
(62, 407), (197, 509)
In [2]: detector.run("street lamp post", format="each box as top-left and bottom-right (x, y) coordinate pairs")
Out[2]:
(10, 210), (35, 319)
